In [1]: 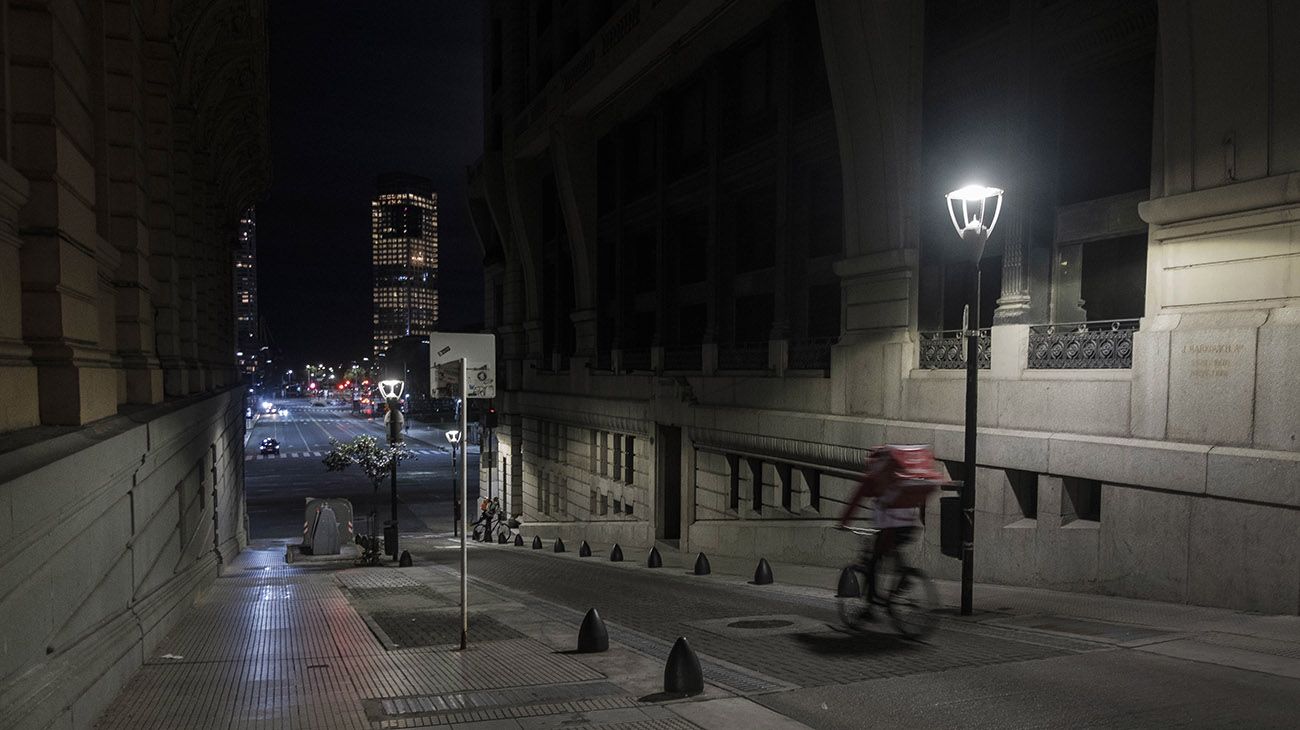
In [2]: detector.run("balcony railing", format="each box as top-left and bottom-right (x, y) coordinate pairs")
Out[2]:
(919, 329), (991, 370)
(663, 345), (702, 371)
(718, 342), (769, 371)
(789, 338), (837, 371)
(620, 348), (651, 372)
(1028, 319), (1138, 369)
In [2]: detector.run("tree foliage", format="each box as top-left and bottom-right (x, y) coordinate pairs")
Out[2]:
(322, 434), (414, 487)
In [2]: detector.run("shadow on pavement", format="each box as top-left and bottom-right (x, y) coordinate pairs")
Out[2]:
(794, 630), (914, 655)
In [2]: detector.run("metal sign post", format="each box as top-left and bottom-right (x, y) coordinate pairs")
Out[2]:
(429, 332), (495, 652)
(458, 357), (468, 650)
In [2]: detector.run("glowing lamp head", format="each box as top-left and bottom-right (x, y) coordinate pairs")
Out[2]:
(945, 184), (1004, 245)
(445, 430), (462, 444)
(377, 379), (404, 401)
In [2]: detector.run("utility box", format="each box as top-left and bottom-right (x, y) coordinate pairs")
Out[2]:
(384, 523), (398, 557)
(940, 495), (962, 559)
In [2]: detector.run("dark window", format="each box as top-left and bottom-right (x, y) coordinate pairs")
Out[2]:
(808, 167), (843, 258)
(677, 303), (707, 346)
(807, 282), (840, 339)
(734, 293), (773, 343)
(1080, 234), (1147, 321)
(789, 1), (832, 118)
(491, 19), (503, 91)
(734, 190), (775, 272)
(597, 133), (618, 215)
(622, 115), (657, 200)
(668, 80), (708, 178)
(671, 210), (709, 284)
(536, 0), (552, 32)
(1057, 52), (1155, 205)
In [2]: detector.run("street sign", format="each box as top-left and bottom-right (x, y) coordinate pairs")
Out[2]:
(429, 333), (496, 398)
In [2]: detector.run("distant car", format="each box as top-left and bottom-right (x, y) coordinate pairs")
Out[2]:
(260, 438), (280, 455)
(269, 405), (278, 414)
(311, 400), (325, 407)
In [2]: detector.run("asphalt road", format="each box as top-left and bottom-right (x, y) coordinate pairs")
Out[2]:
(416, 541), (1300, 729)
(244, 400), (476, 540)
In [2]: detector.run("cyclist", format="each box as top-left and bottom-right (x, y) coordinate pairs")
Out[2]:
(839, 445), (944, 616)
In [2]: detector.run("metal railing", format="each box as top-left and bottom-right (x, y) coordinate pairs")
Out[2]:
(663, 345), (702, 371)
(788, 338), (837, 371)
(718, 342), (769, 371)
(919, 329), (991, 370)
(1028, 319), (1139, 369)
(620, 348), (651, 372)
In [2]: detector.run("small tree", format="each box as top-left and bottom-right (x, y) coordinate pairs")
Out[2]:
(323, 434), (415, 565)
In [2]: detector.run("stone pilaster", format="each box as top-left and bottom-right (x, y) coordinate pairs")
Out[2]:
(11, 0), (118, 425)
(0, 161), (39, 431)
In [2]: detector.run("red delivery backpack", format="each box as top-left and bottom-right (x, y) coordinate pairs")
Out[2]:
(865, 445), (945, 508)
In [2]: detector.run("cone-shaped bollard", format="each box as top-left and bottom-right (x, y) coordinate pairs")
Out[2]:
(610, 544), (624, 562)
(753, 557), (774, 585)
(579, 540), (592, 557)
(576, 608), (609, 653)
(836, 566), (861, 597)
(647, 546), (663, 568)
(693, 553), (711, 576)
(663, 637), (704, 697)
(498, 532), (509, 544)
(532, 535), (543, 550)
(554, 537), (567, 553)
(398, 550), (413, 567)
(514, 533), (524, 547)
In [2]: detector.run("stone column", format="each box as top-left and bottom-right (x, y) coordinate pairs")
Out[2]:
(0, 161), (38, 431)
(992, 1), (1034, 326)
(11, 0), (118, 425)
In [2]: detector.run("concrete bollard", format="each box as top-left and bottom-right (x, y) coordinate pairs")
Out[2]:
(753, 558), (774, 585)
(693, 553), (711, 576)
(514, 534), (524, 546)
(554, 537), (567, 553)
(532, 535), (543, 549)
(576, 608), (609, 653)
(610, 544), (624, 562)
(398, 550), (413, 567)
(579, 540), (592, 557)
(663, 637), (704, 697)
(647, 546), (663, 568)
(836, 566), (861, 598)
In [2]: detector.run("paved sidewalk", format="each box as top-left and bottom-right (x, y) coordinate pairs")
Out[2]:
(94, 536), (1300, 729)
(95, 541), (801, 730)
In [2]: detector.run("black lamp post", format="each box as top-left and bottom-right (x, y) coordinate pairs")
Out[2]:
(379, 378), (405, 559)
(944, 184), (1003, 616)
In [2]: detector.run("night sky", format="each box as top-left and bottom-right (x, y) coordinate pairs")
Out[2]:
(257, 1), (485, 369)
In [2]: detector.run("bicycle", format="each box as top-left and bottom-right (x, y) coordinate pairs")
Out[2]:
(835, 525), (939, 640)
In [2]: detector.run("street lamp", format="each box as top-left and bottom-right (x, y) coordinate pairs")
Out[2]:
(379, 379), (405, 560)
(445, 429), (463, 535)
(944, 183), (1003, 617)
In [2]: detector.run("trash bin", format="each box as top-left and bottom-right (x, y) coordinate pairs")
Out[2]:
(940, 495), (962, 559)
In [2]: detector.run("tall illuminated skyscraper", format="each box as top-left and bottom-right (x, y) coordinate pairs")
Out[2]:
(372, 173), (439, 356)
(234, 207), (258, 374)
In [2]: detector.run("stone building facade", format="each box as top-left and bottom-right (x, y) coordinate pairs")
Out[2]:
(0, 1), (269, 727)
(469, 0), (1300, 615)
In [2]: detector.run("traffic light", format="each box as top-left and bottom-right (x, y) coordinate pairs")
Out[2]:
(485, 406), (498, 429)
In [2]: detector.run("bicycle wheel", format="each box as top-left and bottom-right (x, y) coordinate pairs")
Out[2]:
(887, 567), (939, 640)
(836, 565), (872, 631)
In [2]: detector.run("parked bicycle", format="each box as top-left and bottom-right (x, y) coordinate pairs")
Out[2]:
(835, 524), (939, 640)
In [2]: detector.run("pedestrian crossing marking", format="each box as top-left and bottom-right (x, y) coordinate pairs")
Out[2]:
(246, 448), (446, 461)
